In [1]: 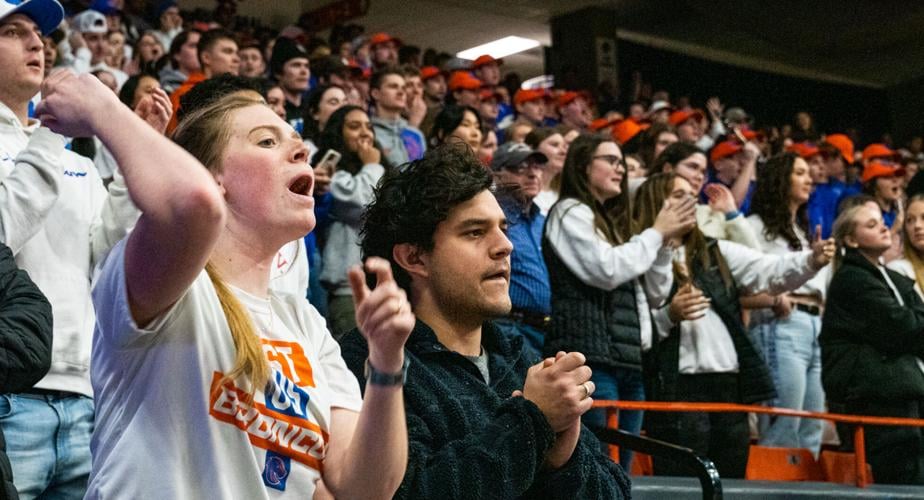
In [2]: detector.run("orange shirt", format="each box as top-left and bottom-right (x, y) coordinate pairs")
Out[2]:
(166, 71), (206, 135)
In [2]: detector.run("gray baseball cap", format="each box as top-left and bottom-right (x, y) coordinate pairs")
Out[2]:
(490, 142), (548, 172)
(72, 9), (107, 34)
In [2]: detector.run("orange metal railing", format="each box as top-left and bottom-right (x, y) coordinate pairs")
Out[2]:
(593, 400), (924, 488)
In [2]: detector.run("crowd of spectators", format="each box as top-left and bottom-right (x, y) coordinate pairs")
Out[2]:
(4, 0), (924, 498)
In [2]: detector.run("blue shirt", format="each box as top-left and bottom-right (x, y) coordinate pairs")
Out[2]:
(884, 207), (898, 229)
(808, 179), (864, 238)
(808, 182), (839, 239)
(500, 197), (551, 315)
(496, 103), (513, 127)
(705, 171), (756, 214)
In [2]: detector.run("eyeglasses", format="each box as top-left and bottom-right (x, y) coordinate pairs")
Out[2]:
(504, 160), (547, 175)
(593, 154), (625, 167)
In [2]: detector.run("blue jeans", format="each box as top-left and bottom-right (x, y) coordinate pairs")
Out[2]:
(581, 364), (645, 470)
(492, 319), (544, 361)
(750, 309), (825, 454)
(0, 393), (93, 500)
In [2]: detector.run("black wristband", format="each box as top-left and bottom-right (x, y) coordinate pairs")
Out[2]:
(364, 356), (410, 386)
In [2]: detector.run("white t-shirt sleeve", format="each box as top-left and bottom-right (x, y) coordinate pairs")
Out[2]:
(303, 303), (362, 412)
(91, 237), (192, 348)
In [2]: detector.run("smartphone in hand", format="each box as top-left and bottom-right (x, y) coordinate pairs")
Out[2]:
(316, 149), (341, 175)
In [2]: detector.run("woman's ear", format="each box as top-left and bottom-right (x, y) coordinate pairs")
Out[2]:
(392, 243), (428, 281)
(212, 172), (227, 197)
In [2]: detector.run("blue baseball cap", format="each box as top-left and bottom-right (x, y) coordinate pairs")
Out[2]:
(0, 0), (65, 36)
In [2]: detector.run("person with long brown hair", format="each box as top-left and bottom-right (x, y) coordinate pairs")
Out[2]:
(36, 71), (413, 499)
(543, 134), (696, 469)
(635, 172), (833, 478)
(313, 104), (389, 338)
(742, 152), (828, 454)
(822, 203), (924, 484)
(638, 122), (679, 169)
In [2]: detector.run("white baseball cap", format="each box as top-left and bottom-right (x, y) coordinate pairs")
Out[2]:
(0, 0), (64, 36)
(71, 8), (107, 34)
(649, 100), (674, 113)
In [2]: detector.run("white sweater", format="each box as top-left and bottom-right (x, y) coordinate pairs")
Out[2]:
(545, 199), (673, 351)
(653, 241), (819, 373)
(0, 102), (139, 396)
(887, 258), (924, 300)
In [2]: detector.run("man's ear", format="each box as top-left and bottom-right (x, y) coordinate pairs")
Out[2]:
(393, 243), (428, 280)
(370, 87), (381, 102)
(199, 50), (211, 68)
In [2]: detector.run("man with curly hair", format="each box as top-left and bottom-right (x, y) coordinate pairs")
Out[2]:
(338, 144), (630, 499)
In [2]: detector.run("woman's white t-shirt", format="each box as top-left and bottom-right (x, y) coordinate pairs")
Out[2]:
(86, 239), (362, 499)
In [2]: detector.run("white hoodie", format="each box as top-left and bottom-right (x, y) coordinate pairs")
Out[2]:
(0, 102), (138, 396)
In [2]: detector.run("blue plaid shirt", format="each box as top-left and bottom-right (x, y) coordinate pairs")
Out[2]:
(500, 197), (551, 315)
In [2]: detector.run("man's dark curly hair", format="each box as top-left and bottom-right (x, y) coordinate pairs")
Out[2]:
(360, 143), (494, 293)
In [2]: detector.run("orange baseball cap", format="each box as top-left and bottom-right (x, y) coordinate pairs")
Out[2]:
(612, 119), (646, 145)
(557, 91), (583, 108)
(420, 66), (442, 81)
(448, 71), (482, 91)
(741, 128), (765, 141)
(668, 109), (704, 126)
(787, 142), (821, 159)
(590, 117), (619, 132)
(514, 88), (550, 106)
(823, 133), (854, 164)
(479, 87), (501, 101)
(862, 143), (901, 163)
(369, 32), (401, 47)
(710, 141), (744, 163)
(861, 161), (905, 183)
(472, 55), (502, 68)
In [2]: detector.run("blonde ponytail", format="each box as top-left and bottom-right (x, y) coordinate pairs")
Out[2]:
(206, 263), (270, 399)
(172, 92), (273, 400)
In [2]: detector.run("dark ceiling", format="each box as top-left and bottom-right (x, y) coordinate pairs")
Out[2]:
(610, 0), (924, 88)
(202, 0), (924, 88)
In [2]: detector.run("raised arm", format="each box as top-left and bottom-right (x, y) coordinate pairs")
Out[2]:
(703, 183), (761, 248)
(546, 199), (694, 291)
(719, 233), (833, 296)
(730, 142), (758, 209)
(36, 70), (225, 326)
(545, 201), (662, 290)
(321, 258), (414, 499)
(89, 87), (173, 266)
